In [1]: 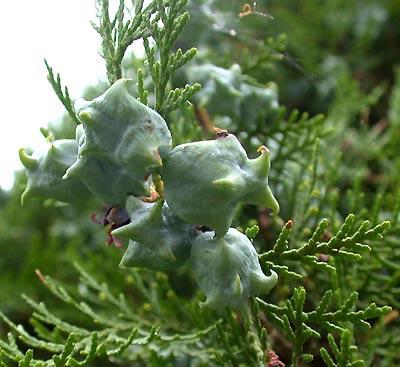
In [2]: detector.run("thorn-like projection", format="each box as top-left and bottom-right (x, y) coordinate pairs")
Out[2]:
(67, 79), (172, 205)
(249, 145), (271, 178)
(78, 110), (93, 125)
(242, 181), (280, 215)
(19, 149), (38, 170)
(163, 133), (279, 236)
(257, 145), (270, 154)
(250, 270), (278, 294)
(113, 196), (197, 270)
(190, 228), (278, 310)
(19, 140), (92, 205)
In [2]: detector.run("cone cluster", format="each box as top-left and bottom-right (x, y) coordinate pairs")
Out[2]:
(20, 79), (279, 310)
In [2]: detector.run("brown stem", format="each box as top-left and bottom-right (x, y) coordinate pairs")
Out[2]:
(194, 105), (214, 133)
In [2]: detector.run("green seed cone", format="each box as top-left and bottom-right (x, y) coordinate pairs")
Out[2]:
(19, 140), (92, 205)
(113, 196), (198, 270)
(163, 133), (279, 236)
(65, 79), (172, 205)
(190, 228), (278, 310)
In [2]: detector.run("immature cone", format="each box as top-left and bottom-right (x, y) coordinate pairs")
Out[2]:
(64, 79), (172, 205)
(186, 63), (279, 131)
(162, 133), (279, 236)
(19, 140), (91, 204)
(186, 63), (243, 120)
(190, 228), (278, 310)
(113, 196), (197, 271)
(240, 83), (279, 132)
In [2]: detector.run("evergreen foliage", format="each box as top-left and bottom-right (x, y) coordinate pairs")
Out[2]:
(1, 1), (400, 366)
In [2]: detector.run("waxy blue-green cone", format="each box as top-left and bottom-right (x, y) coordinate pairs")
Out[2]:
(113, 196), (197, 270)
(19, 139), (92, 204)
(190, 228), (278, 310)
(162, 133), (279, 236)
(240, 83), (279, 132)
(64, 79), (172, 205)
(186, 63), (243, 120)
(186, 63), (279, 131)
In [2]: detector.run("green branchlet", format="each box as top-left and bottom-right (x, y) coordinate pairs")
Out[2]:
(44, 60), (80, 125)
(3, 0), (398, 366)
(0, 265), (219, 366)
(92, 0), (154, 84)
(257, 287), (390, 365)
(136, 67), (148, 105)
(260, 215), (390, 279)
(143, 0), (200, 114)
(320, 330), (366, 367)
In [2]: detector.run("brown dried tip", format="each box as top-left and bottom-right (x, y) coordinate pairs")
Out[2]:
(257, 145), (270, 154)
(286, 220), (294, 229)
(239, 3), (252, 17)
(384, 310), (399, 325)
(142, 190), (160, 203)
(35, 269), (46, 283)
(111, 235), (124, 248)
(213, 127), (229, 138)
(106, 227), (125, 248)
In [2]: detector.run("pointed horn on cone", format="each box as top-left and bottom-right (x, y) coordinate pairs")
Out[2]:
(260, 185), (280, 215)
(19, 148), (38, 170)
(247, 145), (271, 178)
